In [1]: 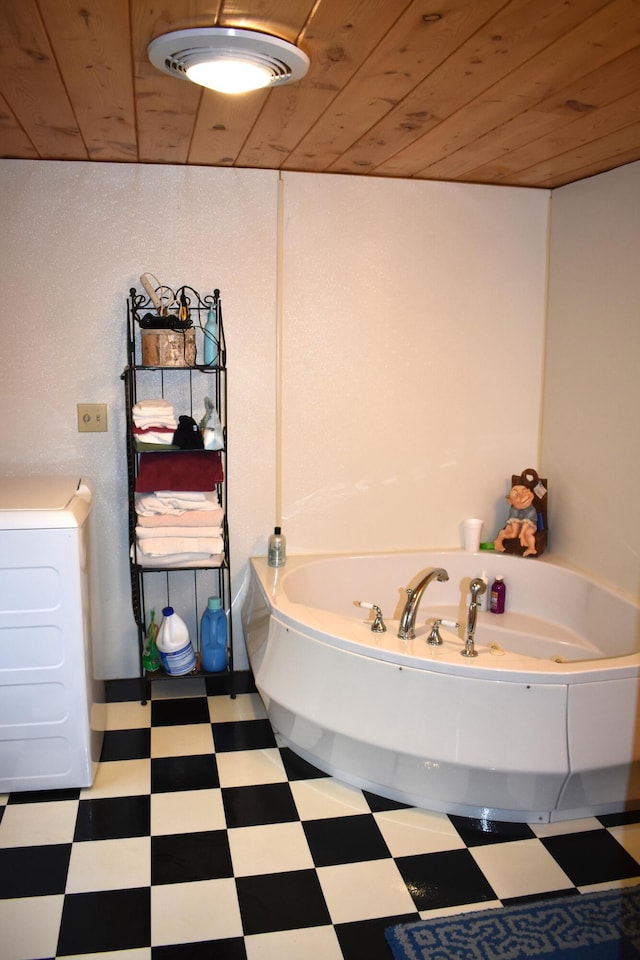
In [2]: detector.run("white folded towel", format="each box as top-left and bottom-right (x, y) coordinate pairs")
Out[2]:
(135, 491), (220, 516)
(135, 525), (223, 540)
(136, 536), (224, 557)
(132, 399), (176, 429)
(136, 508), (224, 528)
(133, 416), (177, 430)
(142, 553), (225, 567)
(132, 399), (174, 416)
(130, 545), (224, 567)
(153, 491), (212, 501)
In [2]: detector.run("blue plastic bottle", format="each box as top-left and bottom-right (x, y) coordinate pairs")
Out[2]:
(203, 300), (217, 367)
(201, 597), (228, 672)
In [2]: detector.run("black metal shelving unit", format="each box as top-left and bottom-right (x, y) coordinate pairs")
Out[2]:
(121, 284), (234, 701)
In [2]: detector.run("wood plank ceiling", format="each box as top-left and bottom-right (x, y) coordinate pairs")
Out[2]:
(1, 0), (640, 188)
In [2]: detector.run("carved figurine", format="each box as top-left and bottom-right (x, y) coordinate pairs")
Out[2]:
(494, 484), (538, 557)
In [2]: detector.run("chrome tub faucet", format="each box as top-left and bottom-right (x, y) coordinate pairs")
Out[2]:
(398, 567), (449, 640)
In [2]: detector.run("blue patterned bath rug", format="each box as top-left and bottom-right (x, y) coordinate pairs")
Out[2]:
(385, 885), (640, 959)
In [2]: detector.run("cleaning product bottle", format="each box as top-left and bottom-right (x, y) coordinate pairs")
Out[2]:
(490, 576), (506, 614)
(203, 298), (218, 366)
(142, 609), (161, 672)
(477, 570), (489, 611)
(268, 526), (286, 567)
(156, 606), (196, 675)
(200, 597), (228, 672)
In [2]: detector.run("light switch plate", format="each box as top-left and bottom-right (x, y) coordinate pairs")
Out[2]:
(77, 403), (108, 432)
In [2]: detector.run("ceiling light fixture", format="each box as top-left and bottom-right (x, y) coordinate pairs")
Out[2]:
(147, 27), (310, 95)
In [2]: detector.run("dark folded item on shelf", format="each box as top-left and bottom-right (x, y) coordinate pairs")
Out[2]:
(135, 451), (224, 492)
(173, 415), (204, 450)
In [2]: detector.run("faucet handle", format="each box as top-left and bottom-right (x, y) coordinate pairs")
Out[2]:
(427, 618), (460, 645)
(358, 601), (387, 633)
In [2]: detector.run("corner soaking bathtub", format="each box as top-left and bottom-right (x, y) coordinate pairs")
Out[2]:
(242, 550), (640, 823)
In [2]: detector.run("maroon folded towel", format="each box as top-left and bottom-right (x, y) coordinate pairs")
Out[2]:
(135, 451), (224, 492)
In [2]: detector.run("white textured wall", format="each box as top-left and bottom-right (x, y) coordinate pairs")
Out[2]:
(0, 160), (551, 677)
(543, 161), (640, 598)
(281, 173), (549, 552)
(0, 161), (278, 677)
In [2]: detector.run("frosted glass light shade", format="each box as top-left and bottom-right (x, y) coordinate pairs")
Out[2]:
(186, 58), (272, 94)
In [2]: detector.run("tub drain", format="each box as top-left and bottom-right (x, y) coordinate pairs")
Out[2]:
(551, 655), (567, 663)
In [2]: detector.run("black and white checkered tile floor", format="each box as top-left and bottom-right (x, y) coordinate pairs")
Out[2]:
(2, 672), (640, 960)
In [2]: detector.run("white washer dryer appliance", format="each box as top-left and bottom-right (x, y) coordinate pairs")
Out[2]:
(0, 476), (105, 792)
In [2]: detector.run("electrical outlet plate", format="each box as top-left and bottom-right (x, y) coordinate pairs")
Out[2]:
(77, 403), (108, 432)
